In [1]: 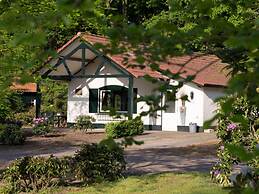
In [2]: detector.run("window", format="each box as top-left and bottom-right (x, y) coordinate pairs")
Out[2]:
(100, 90), (112, 111)
(75, 88), (82, 96)
(100, 89), (128, 112)
(114, 94), (122, 110)
(89, 86), (137, 113)
(165, 93), (175, 113)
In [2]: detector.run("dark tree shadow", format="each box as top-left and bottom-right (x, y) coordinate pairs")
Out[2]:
(125, 144), (217, 175)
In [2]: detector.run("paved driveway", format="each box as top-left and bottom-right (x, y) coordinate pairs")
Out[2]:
(0, 129), (218, 174)
(124, 131), (218, 174)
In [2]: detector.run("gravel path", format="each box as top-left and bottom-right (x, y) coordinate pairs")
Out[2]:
(0, 129), (218, 174)
(0, 129), (105, 169)
(125, 131), (218, 174)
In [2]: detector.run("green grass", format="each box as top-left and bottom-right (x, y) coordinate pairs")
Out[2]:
(5, 172), (228, 194)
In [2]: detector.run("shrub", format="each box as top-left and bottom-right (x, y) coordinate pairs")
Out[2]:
(75, 115), (96, 132)
(0, 122), (25, 145)
(32, 117), (52, 136)
(1, 139), (127, 191)
(105, 117), (144, 138)
(14, 107), (35, 126)
(0, 103), (11, 123)
(211, 96), (259, 189)
(2, 155), (70, 193)
(73, 138), (126, 183)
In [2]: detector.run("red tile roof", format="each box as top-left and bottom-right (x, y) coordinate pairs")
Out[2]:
(160, 54), (230, 87)
(82, 33), (230, 86)
(53, 32), (230, 87)
(11, 83), (37, 93)
(107, 54), (166, 79)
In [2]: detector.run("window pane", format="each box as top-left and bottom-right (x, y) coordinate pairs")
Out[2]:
(99, 87), (128, 112)
(114, 94), (121, 111)
(165, 95), (175, 113)
(75, 88), (82, 95)
(101, 90), (112, 111)
(120, 90), (127, 111)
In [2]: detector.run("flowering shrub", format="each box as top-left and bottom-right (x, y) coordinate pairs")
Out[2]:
(226, 123), (238, 132)
(32, 117), (52, 135)
(211, 96), (259, 192)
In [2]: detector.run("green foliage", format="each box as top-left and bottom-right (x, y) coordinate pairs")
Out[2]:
(40, 79), (68, 114)
(0, 103), (11, 123)
(32, 117), (52, 136)
(32, 124), (52, 136)
(211, 96), (259, 192)
(0, 90), (33, 124)
(100, 0), (168, 24)
(105, 122), (118, 137)
(226, 146), (259, 194)
(0, 0), (105, 94)
(46, 9), (104, 49)
(7, 92), (26, 113)
(0, 91), (26, 145)
(105, 2), (258, 193)
(2, 155), (69, 193)
(73, 140), (126, 183)
(105, 117), (144, 138)
(75, 115), (96, 132)
(0, 0), (258, 193)
(0, 123), (25, 145)
(1, 138), (126, 192)
(14, 107), (35, 126)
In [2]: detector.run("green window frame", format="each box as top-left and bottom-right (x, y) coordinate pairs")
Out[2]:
(89, 86), (138, 114)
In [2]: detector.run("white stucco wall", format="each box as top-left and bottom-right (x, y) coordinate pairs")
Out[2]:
(67, 59), (161, 126)
(176, 83), (205, 127)
(133, 78), (162, 126)
(203, 87), (226, 126)
(41, 39), (96, 76)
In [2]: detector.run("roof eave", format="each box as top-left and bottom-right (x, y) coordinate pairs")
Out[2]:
(203, 83), (228, 88)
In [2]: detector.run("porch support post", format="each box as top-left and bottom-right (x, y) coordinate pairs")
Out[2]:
(35, 83), (41, 118)
(128, 76), (134, 120)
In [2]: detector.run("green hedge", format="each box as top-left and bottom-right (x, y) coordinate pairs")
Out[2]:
(105, 118), (144, 138)
(2, 156), (69, 193)
(0, 122), (25, 145)
(73, 140), (125, 183)
(2, 138), (126, 193)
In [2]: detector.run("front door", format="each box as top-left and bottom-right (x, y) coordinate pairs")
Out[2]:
(162, 95), (177, 131)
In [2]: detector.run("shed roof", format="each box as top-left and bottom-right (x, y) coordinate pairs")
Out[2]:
(11, 83), (37, 93)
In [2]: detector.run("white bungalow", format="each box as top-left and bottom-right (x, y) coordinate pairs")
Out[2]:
(40, 32), (229, 131)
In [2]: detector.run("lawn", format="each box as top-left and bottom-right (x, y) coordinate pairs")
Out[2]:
(1, 172), (228, 194)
